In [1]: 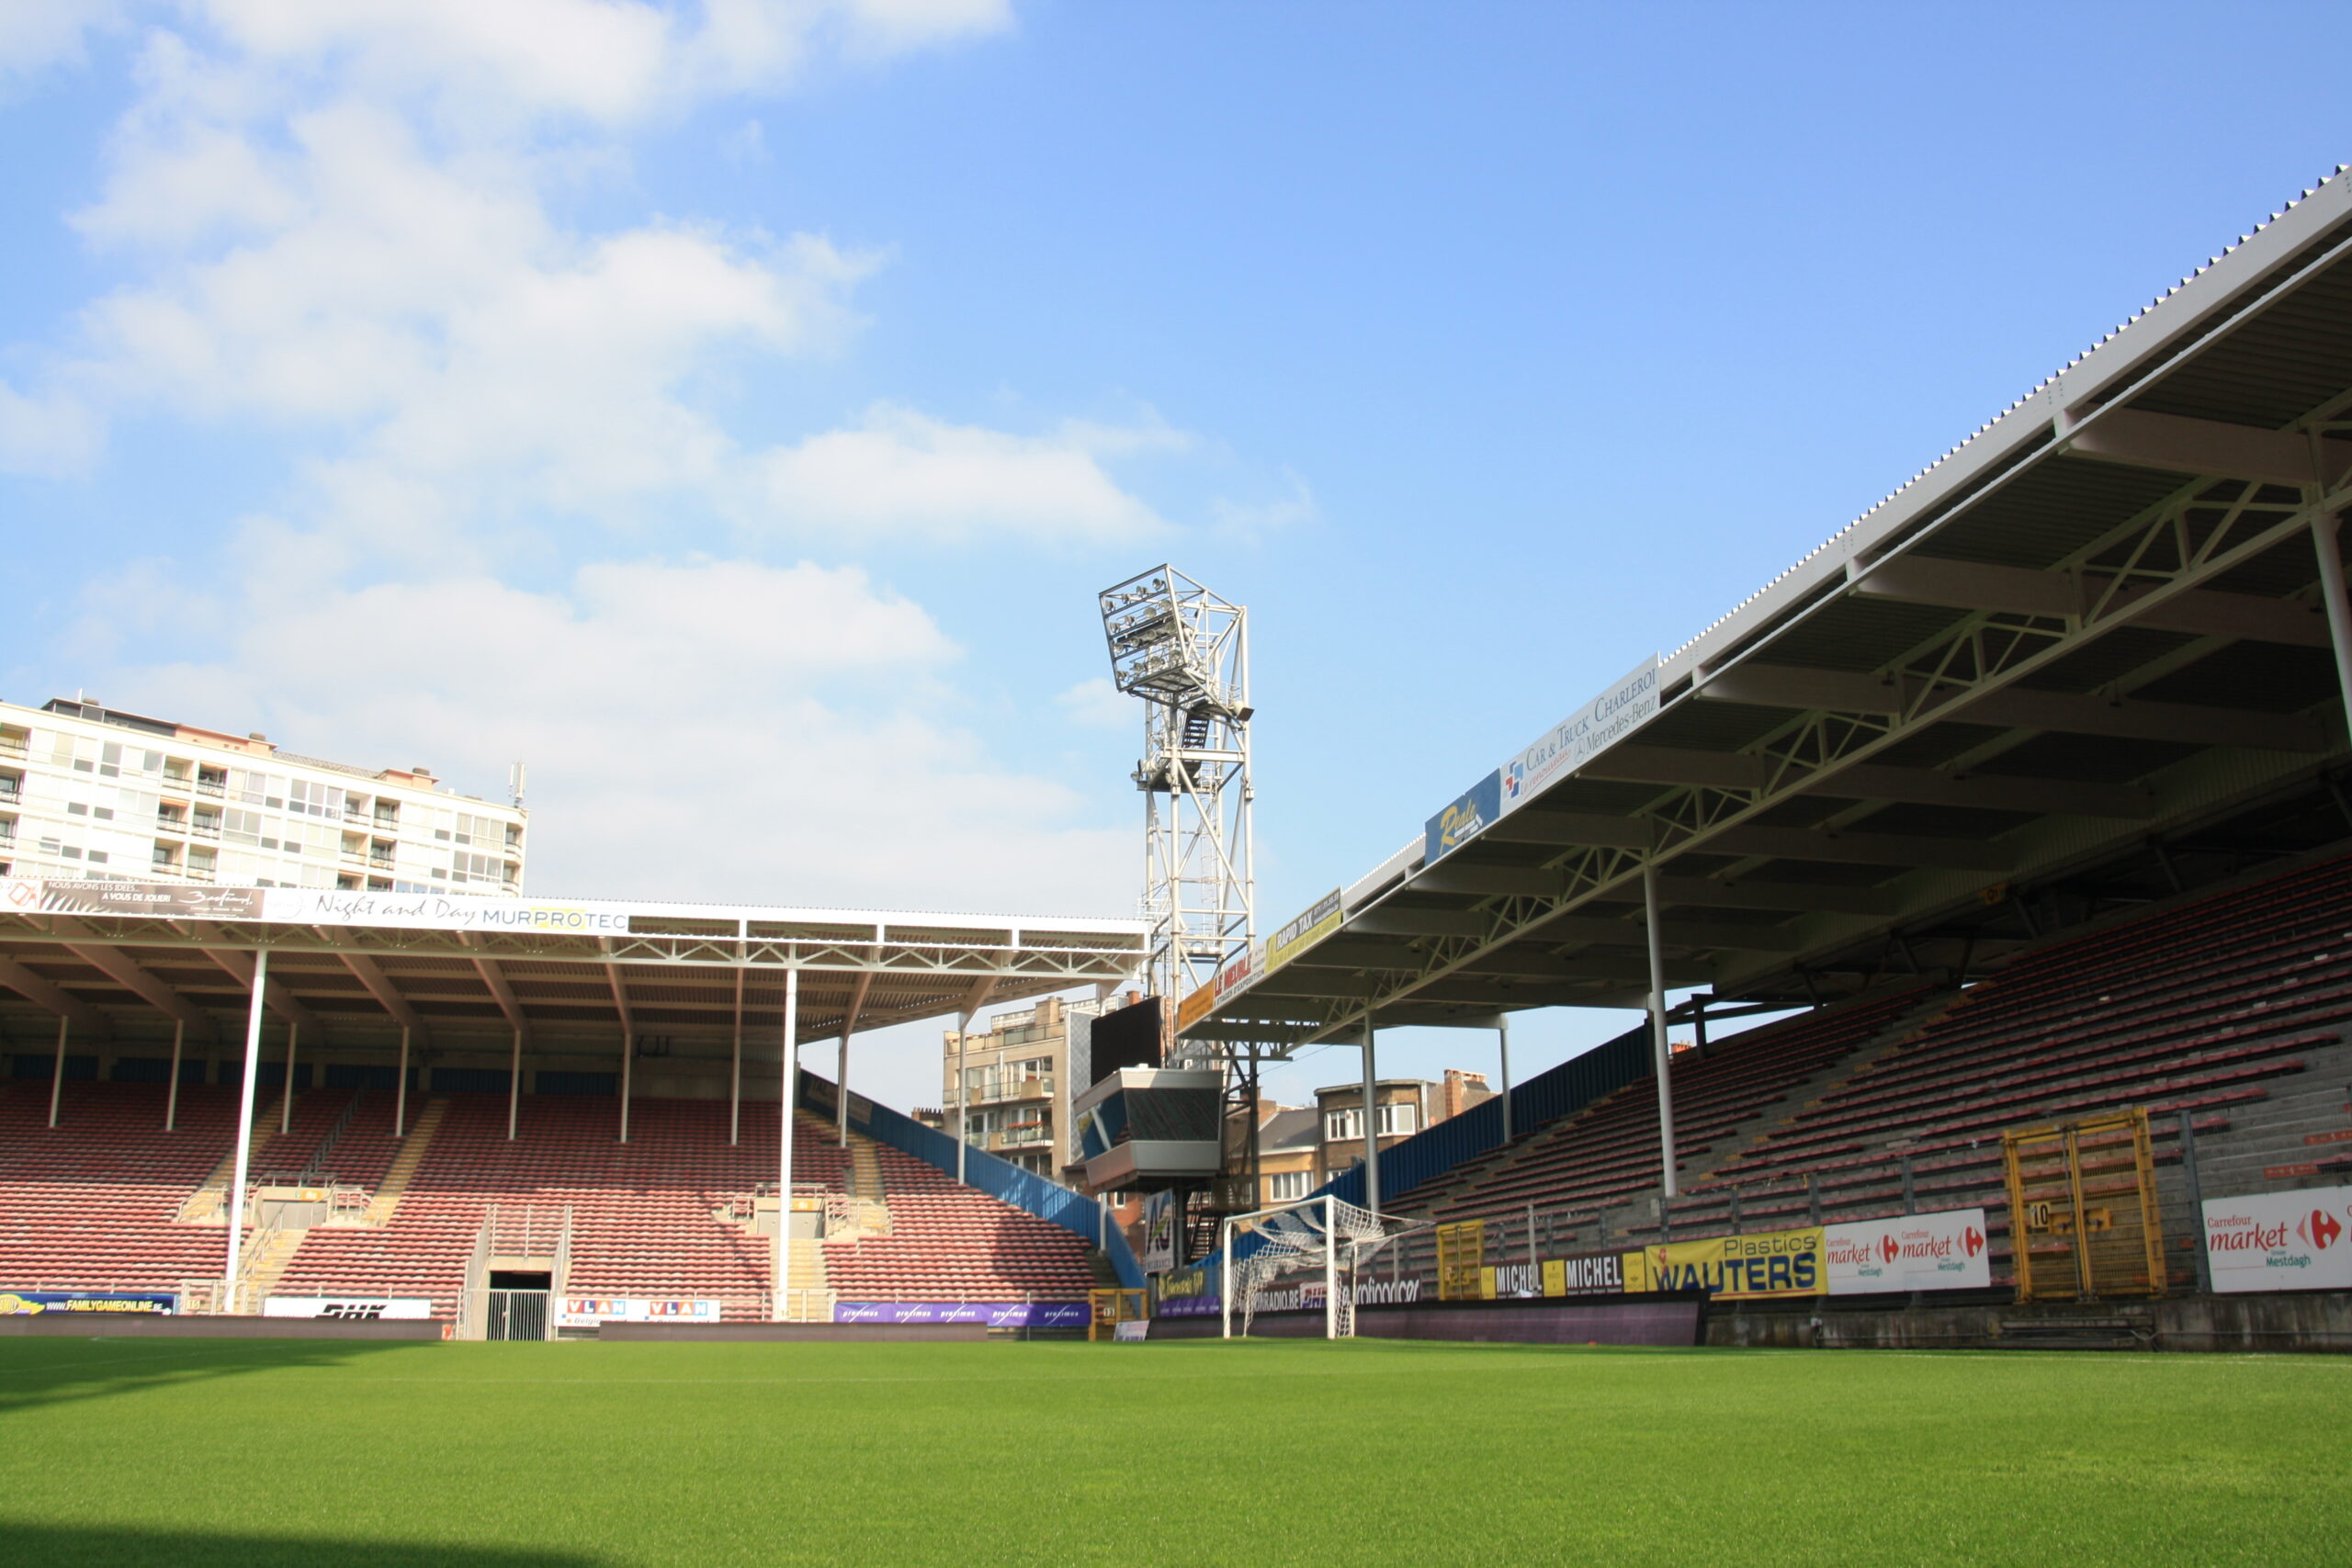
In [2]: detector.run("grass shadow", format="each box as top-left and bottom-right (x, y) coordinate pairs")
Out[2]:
(0, 1522), (605, 1568)
(0, 1335), (424, 1417)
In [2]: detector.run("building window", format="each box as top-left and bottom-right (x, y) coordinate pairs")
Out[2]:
(1376, 1102), (1418, 1138)
(1325, 1108), (1362, 1144)
(1268, 1170), (1310, 1202)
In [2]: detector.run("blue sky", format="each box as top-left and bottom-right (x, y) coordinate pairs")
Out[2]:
(2, 2), (2346, 1111)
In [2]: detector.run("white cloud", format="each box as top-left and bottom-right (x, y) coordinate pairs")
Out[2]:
(1053, 676), (1130, 729)
(751, 402), (1170, 543)
(1210, 470), (1317, 541)
(0, 381), (100, 476)
(0, 0), (120, 78)
(100, 555), (1126, 911)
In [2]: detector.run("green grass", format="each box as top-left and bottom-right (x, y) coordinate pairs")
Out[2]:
(0, 1336), (2345, 1566)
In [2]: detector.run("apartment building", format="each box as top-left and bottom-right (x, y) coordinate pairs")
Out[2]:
(1233, 1070), (1498, 1208)
(0, 697), (526, 895)
(934, 996), (1073, 1179)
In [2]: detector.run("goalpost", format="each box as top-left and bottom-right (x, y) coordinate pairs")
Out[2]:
(1216, 1194), (1424, 1339)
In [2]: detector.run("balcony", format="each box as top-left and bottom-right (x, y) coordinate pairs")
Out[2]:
(190, 822), (220, 840)
(196, 780), (226, 798)
(0, 735), (26, 759)
(155, 813), (188, 834)
(0, 781), (19, 803)
(151, 851), (178, 869)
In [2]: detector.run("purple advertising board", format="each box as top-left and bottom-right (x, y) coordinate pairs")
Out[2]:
(831, 1301), (1089, 1329)
(0, 1289), (178, 1316)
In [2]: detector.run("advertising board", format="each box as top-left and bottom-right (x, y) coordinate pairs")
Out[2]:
(555, 1297), (724, 1329)
(831, 1301), (1090, 1328)
(1543, 1251), (1630, 1297)
(1264, 889), (1344, 974)
(1424, 772), (1504, 865)
(1499, 658), (1662, 814)
(1140, 1191), (1180, 1274)
(0, 1289), (176, 1315)
(2203, 1185), (2352, 1292)
(22, 880), (263, 920)
(1823, 1209), (1991, 1295)
(1625, 1226), (1826, 1300)
(263, 1297), (435, 1320)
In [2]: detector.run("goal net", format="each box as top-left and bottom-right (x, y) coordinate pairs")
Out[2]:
(1221, 1195), (1424, 1337)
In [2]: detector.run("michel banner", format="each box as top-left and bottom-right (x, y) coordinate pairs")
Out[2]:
(2203, 1185), (2352, 1292)
(1823, 1209), (1991, 1295)
(1424, 771), (1504, 865)
(0, 1290), (176, 1315)
(1625, 1226), (1826, 1300)
(1499, 658), (1662, 815)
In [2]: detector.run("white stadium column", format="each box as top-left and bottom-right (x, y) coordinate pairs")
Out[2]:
(774, 968), (800, 1320)
(955, 1010), (972, 1184)
(224, 949), (270, 1298)
(280, 1021), (299, 1135)
(1497, 1013), (1513, 1144)
(507, 1027), (522, 1141)
(393, 1025), (411, 1138)
(164, 1021), (185, 1133)
(1360, 1021), (1379, 1218)
(836, 1027), (852, 1148)
(1643, 862), (1679, 1199)
(46, 1017), (69, 1129)
(729, 964), (744, 1146)
(618, 1029), (633, 1144)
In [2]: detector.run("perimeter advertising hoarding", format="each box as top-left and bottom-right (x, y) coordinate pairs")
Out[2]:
(1498, 658), (1662, 815)
(0, 1290), (176, 1315)
(1424, 771), (1504, 865)
(555, 1297), (724, 1329)
(264, 1297), (434, 1321)
(2203, 1185), (2352, 1292)
(832, 1301), (1090, 1328)
(1264, 888), (1344, 974)
(1625, 1226), (1826, 1300)
(1822, 1209), (1992, 1295)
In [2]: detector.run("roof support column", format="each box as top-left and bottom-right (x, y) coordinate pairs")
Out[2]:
(729, 965), (744, 1147)
(224, 950), (269, 1298)
(280, 1023), (298, 1136)
(774, 968), (799, 1321)
(955, 1011), (972, 1184)
(506, 1028), (522, 1141)
(164, 1021), (185, 1133)
(46, 1016), (68, 1129)
(394, 1026), (410, 1138)
(618, 1029), (633, 1145)
(1496, 1015), (1513, 1145)
(1644, 862), (1679, 1200)
(2312, 513), (2352, 730)
(1360, 1021), (1379, 1218)
(836, 1028), (852, 1150)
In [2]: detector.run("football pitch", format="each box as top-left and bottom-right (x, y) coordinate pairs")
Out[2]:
(0, 1336), (2344, 1566)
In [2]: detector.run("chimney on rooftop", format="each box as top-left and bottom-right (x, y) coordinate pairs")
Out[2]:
(249, 733), (266, 741)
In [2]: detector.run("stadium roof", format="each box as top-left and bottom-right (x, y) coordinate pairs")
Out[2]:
(0, 880), (1148, 1061)
(1187, 165), (2352, 1053)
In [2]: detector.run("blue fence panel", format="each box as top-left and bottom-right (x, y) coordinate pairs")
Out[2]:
(800, 1070), (1141, 1289)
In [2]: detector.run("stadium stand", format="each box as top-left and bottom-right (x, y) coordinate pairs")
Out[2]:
(0, 1082), (244, 1290)
(1397, 848), (2352, 1292)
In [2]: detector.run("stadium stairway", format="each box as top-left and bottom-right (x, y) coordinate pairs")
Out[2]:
(175, 1091), (286, 1223)
(363, 1097), (447, 1224)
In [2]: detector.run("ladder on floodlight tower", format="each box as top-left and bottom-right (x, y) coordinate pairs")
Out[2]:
(1098, 567), (1255, 1057)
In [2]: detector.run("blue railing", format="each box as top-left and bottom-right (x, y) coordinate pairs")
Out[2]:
(801, 1070), (1141, 1289)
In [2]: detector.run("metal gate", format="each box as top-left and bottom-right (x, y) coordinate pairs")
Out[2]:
(2002, 1107), (2166, 1302)
(484, 1289), (550, 1341)
(1435, 1219), (1485, 1301)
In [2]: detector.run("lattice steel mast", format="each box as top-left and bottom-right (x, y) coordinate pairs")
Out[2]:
(1098, 567), (1255, 1056)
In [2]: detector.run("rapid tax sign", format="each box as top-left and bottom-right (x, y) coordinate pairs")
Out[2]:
(1823, 1209), (1991, 1295)
(2204, 1185), (2352, 1292)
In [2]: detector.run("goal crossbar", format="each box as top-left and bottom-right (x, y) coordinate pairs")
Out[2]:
(1216, 1194), (1429, 1339)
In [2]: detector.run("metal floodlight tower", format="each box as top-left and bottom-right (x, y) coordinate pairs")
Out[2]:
(1098, 567), (1255, 1055)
